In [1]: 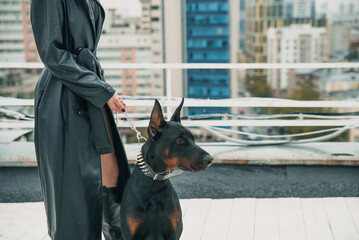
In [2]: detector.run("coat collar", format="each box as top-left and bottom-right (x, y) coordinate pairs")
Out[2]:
(84, 0), (105, 48)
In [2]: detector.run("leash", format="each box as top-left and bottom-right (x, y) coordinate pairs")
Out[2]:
(116, 109), (184, 181)
(116, 110), (147, 145)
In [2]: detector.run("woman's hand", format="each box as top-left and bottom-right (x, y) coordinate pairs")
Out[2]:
(106, 92), (126, 113)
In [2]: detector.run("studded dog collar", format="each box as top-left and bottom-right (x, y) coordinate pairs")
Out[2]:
(137, 151), (184, 181)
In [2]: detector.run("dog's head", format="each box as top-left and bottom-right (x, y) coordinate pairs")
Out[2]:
(146, 99), (213, 173)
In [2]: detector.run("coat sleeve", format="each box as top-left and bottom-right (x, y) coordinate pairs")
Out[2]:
(30, 0), (115, 109)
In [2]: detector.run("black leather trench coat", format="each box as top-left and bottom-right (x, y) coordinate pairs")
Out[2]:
(30, 0), (130, 239)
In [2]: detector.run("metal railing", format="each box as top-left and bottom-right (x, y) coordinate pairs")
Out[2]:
(1, 62), (359, 145)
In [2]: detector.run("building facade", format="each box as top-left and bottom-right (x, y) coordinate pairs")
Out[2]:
(0, 0), (39, 63)
(284, 0), (315, 20)
(239, 0), (246, 54)
(0, 0), (40, 97)
(139, 0), (165, 98)
(245, 0), (327, 84)
(185, 0), (232, 115)
(267, 24), (330, 97)
(245, 0), (284, 80)
(97, 10), (157, 113)
(331, 25), (351, 57)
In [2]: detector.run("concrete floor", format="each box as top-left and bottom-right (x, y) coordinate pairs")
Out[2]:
(1, 165), (359, 202)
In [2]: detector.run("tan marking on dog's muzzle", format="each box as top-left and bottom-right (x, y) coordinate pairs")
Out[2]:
(164, 157), (192, 172)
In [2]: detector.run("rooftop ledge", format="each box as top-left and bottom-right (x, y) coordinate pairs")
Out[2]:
(1, 142), (359, 167)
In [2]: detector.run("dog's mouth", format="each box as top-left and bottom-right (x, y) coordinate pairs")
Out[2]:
(179, 162), (209, 172)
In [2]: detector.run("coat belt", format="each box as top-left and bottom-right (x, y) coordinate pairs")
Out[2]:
(75, 47), (114, 155)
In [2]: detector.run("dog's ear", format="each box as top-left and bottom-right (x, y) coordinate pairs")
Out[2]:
(170, 98), (184, 123)
(148, 100), (166, 140)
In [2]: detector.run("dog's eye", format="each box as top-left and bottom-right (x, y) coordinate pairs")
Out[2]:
(176, 138), (184, 144)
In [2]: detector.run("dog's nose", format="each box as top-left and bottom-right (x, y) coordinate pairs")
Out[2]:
(203, 155), (213, 165)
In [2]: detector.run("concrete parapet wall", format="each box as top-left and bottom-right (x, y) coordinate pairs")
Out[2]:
(1, 142), (359, 167)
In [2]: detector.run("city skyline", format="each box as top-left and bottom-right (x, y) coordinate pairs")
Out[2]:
(101, 0), (359, 17)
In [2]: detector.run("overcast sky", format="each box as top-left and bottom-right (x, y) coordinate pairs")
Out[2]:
(101, 0), (358, 17)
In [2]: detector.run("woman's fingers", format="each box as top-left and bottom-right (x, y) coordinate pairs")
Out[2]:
(108, 101), (121, 113)
(115, 97), (126, 112)
(118, 96), (126, 111)
(106, 92), (126, 113)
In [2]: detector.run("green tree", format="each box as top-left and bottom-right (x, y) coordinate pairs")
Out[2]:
(246, 77), (272, 97)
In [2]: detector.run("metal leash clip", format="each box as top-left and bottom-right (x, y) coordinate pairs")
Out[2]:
(121, 109), (147, 145)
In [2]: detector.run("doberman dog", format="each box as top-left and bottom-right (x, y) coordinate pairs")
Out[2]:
(120, 99), (213, 240)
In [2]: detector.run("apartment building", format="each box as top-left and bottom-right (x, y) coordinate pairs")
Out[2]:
(97, 11), (157, 113)
(139, 0), (165, 97)
(245, 0), (284, 80)
(284, 0), (315, 20)
(0, 0), (39, 62)
(331, 25), (351, 56)
(245, 0), (327, 83)
(0, 0), (40, 97)
(267, 24), (329, 97)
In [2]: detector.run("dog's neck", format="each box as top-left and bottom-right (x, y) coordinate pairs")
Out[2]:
(132, 141), (171, 192)
(137, 141), (183, 181)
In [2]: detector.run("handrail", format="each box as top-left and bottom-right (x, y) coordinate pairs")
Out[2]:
(1, 62), (359, 145)
(1, 119), (359, 129)
(1, 62), (359, 69)
(1, 97), (359, 108)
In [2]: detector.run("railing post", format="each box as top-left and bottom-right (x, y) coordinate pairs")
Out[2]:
(166, 68), (172, 120)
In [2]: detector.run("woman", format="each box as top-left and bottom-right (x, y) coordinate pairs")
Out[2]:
(30, 0), (130, 239)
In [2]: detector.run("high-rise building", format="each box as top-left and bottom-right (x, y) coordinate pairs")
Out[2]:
(0, 0), (39, 62)
(97, 10), (158, 113)
(139, 0), (165, 97)
(0, 0), (40, 98)
(245, 0), (328, 82)
(284, 0), (315, 20)
(97, 34), (152, 96)
(162, 0), (239, 115)
(239, 0), (246, 54)
(22, 0), (39, 63)
(185, 0), (233, 115)
(267, 24), (330, 97)
(245, 0), (284, 80)
(331, 25), (351, 56)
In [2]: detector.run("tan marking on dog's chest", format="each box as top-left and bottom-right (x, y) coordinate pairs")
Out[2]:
(126, 215), (144, 236)
(168, 209), (182, 230)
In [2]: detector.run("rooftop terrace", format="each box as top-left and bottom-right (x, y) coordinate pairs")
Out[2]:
(1, 63), (359, 240)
